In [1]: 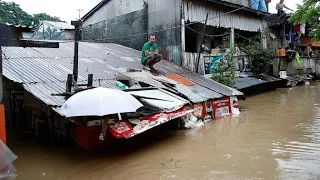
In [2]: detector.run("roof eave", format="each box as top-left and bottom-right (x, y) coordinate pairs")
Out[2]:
(196, 0), (271, 16)
(81, 0), (111, 22)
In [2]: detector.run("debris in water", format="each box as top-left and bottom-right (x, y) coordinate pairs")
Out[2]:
(183, 114), (204, 129)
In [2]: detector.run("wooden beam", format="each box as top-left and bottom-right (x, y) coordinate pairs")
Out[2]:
(196, 13), (209, 74)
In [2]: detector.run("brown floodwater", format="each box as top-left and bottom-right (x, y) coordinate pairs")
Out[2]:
(7, 82), (320, 180)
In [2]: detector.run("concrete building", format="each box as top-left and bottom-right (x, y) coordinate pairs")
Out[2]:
(81, 0), (270, 69)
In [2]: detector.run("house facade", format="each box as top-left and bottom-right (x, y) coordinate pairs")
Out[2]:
(31, 21), (75, 40)
(81, 0), (270, 71)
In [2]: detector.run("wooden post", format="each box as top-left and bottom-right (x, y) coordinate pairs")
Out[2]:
(71, 21), (82, 82)
(0, 47), (4, 143)
(0, 47), (3, 104)
(181, 19), (186, 52)
(0, 104), (5, 143)
(230, 27), (235, 52)
(196, 13), (209, 74)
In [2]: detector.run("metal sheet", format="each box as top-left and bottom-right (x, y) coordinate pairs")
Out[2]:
(182, 0), (263, 32)
(234, 77), (267, 89)
(180, 72), (243, 96)
(23, 79), (117, 107)
(128, 89), (189, 111)
(2, 42), (242, 108)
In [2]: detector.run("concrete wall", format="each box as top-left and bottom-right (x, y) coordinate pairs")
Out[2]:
(82, 0), (145, 27)
(82, 7), (148, 50)
(272, 57), (318, 77)
(82, 0), (182, 64)
(148, 0), (182, 64)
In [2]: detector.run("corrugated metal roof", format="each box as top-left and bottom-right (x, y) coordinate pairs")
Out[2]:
(165, 74), (195, 86)
(4, 23), (34, 29)
(180, 72), (242, 96)
(81, 0), (112, 21)
(182, 0), (263, 32)
(234, 77), (267, 90)
(2, 42), (243, 107)
(23, 79), (117, 107)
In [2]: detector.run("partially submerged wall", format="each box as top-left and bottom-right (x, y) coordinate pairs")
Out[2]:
(272, 57), (318, 77)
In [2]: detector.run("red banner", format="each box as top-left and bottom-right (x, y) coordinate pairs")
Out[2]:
(211, 97), (231, 120)
(108, 121), (133, 138)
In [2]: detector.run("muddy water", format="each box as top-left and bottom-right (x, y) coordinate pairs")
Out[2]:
(7, 83), (320, 180)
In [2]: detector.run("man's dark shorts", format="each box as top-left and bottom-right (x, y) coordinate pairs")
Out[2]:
(142, 54), (162, 66)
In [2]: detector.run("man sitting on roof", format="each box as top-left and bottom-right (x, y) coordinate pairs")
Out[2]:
(276, 0), (293, 17)
(141, 35), (162, 71)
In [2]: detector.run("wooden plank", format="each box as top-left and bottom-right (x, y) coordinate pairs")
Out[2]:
(0, 104), (6, 144)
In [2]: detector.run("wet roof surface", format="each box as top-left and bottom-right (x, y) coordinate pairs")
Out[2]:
(2, 42), (243, 106)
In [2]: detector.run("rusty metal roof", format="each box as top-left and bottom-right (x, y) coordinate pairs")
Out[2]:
(165, 74), (195, 86)
(2, 42), (242, 107)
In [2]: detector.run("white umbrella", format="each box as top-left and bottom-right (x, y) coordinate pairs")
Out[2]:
(59, 87), (143, 118)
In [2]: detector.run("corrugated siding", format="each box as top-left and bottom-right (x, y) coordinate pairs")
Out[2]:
(182, 0), (263, 32)
(23, 80), (117, 107)
(83, 0), (145, 27)
(148, 0), (182, 64)
(222, 0), (249, 7)
(181, 52), (207, 75)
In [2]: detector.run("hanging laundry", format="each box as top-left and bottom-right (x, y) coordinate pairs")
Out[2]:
(300, 23), (306, 35)
(251, 0), (267, 12)
(291, 32), (298, 45)
(285, 23), (291, 40)
(295, 52), (301, 67)
(295, 24), (300, 33)
(285, 23), (293, 43)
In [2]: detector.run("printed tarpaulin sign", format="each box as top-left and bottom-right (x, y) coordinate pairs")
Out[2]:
(140, 113), (169, 122)
(124, 108), (195, 139)
(108, 121), (133, 138)
(204, 55), (224, 75)
(211, 97), (231, 120)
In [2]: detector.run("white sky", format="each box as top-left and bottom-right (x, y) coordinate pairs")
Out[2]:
(3, 0), (303, 23)
(269, 0), (303, 13)
(3, 0), (102, 23)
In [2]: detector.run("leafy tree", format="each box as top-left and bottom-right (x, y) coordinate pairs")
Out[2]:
(0, 1), (64, 26)
(289, 0), (320, 40)
(0, 1), (33, 25)
(33, 13), (64, 25)
(211, 51), (235, 87)
(244, 42), (273, 73)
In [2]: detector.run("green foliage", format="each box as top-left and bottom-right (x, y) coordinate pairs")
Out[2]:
(33, 13), (63, 25)
(289, 0), (320, 40)
(0, 1), (33, 25)
(211, 52), (235, 87)
(0, 1), (63, 26)
(244, 42), (273, 73)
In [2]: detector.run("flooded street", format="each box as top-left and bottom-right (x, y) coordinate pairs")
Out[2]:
(8, 83), (320, 180)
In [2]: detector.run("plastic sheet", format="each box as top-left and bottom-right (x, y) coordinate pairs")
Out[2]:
(183, 114), (204, 129)
(0, 140), (17, 180)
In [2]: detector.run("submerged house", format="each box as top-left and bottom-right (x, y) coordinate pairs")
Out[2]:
(31, 21), (75, 40)
(2, 42), (243, 150)
(81, 0), (270, 71)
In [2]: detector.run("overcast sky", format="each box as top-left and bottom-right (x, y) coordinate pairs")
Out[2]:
(269, 0), (303, 13)
(3, 0), (102, 23)
(3, 0), (303, 23)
